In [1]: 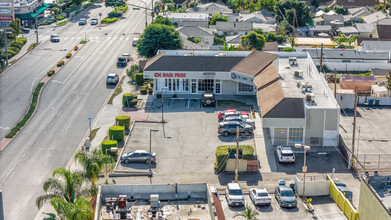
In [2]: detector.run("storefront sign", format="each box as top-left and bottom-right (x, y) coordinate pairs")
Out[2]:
(203, 72), (216, 76)
(0, 15), (13, 21)
(0, 0), (14, 23)
(154, 73), (186, 78)
(231, 72), (253, 82)
(0, 9), (12, 14)
(0, 3), (12, 8)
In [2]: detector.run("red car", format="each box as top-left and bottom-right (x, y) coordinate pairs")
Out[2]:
(218, 109), (250, 120)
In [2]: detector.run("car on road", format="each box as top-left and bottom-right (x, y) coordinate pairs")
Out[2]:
(21, 27), (30, 33)
(132, 38), (139, 46)
(90, 18), (98, 25)
(120, 150), (156, 164)
(218, 121), (253, 136)
(116, 56), (128, 67)
(106, 73), (119, 85)
(224, 116), (255, 128)
(275, 185), (297, 208)
(79, 18), (87, 25)
(225, 183), (245, 206)
(276, 146), (295, 163)
(122, 53), (131, 62)
(249, 188), (272, 206)
(50, 34), (60, 42)
(202, 93), (215, 107)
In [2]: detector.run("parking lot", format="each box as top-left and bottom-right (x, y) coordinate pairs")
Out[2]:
(116, 103), (255, 176)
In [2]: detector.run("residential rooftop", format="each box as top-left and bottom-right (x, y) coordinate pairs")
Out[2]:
(303, 48), (390, 60)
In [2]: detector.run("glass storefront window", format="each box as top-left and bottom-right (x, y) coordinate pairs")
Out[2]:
(238, 82), (254, 93)
(198, 79), (214, 92)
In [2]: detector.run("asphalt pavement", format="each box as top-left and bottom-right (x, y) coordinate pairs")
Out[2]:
(0, 1), (151, 218)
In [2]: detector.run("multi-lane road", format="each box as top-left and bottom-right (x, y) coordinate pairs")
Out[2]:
(0, 1), (150, 218)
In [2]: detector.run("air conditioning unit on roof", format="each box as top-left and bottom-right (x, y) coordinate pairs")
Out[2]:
(294, 70), (303, 78)
(305, 93), (315, 102)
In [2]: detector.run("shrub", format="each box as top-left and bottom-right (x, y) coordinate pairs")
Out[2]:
(283, 47), (294, 52)
(135, 73), (144, 85)
(108, 11), (122, 18)
(47, 70), (55, 76)
(149, 81), (154, 87)
(80, 40), (87, 44)
(17, 37), (27, 45)
(28, 43), (37, 51)
(127, 64), (140, 78)
(140, 86), (148, 94)
(267, 32), (277, 42)
(66, 53), (72, 58)
(115, 5), (128, 13)
(57, 20), (69, 26)
(147, 87), (153, 94)
(195, 38), (201, 43)
(215, 145), (254, 172)
(214, 36), (225, 45)
(65, 5), (78, 13)
(6, 49), (17, 57)
(122, 93), (134, 107)
(109, 126), (125, 141)
(56, 15), (65, 20)
(101, 17), (119, 24)
(115, 115), (131, 129)
(276, 35), (285, 44)
(156, 93), (162, 98)
(10, 42), (23, 49)
(101, 140), (118, 155)
(57, 60), (65, 67)
(128, 99), (138, 107)
(8, 46), (20, 53)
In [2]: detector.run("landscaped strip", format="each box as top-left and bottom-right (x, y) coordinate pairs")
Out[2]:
(5, 82), (45, 138)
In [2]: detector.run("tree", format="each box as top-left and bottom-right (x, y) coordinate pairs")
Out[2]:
(233, 205), (259, 220)
(266, 32), (277, 42)
(35, 167), (96, 209)
(50, 197), (94, 220)
(9, 18), (21, 40)
(311, 0), (319, 8)
(252, 28), (265, 35)
(154, 0), (175, 14)
(333, 5), (347, 15)
(137, 23), (182, 58)
(322, 6), (331, 13)
(220, 42), (238, 51)
(276, 20), (287, 36)
(374, 4), (387, 13)
(74, 149), (114, 186)
(387, 70), (391, 90)
(274, 0), (312, 27)
(241, 31), (266, 50)
(152, 15), (173, 26)
(72, 0), (83, 11)
(210, 14), (228, 25)
(256, 0), (277, 11)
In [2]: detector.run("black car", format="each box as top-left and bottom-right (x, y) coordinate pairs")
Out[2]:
(116, 56), (127, 67)
(202, 93), (215, 107)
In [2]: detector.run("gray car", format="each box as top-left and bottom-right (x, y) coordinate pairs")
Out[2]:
(224, 116), (255, 128)
(106, 73), (119, 85)
(218, 121), (253, 136)
(121, 150), (157, 164)
(275, 185), (297, 208)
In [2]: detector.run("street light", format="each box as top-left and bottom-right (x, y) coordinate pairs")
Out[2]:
(137, 0), (148, 28)
(87, 115), (92, 151)
(295, 144), (311, 199)
(149, 129), (159, 177)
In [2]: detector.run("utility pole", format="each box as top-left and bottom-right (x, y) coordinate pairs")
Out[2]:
(357, 126), (360, 160)
(0, 190), (4, 220)
(292, 9), (296, 38)
(235, 126), (239, 183)
(3, 26), (8, 66)
(35, 9), (38, 43)
(319, 43), (324, 73)
(149, 129), (158, 177)
(334, 69), (337, 98)
(351, 86), (358, 168)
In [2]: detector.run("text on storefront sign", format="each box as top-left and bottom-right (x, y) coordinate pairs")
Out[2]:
(154, 73), (186, 77)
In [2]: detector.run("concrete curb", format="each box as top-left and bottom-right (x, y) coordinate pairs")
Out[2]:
(0, 42), (41, 75)
(0, 42), (87, 153)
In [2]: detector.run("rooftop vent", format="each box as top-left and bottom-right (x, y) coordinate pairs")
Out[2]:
(302, 82), (313, 93)
(305, 93), (315, 103)
(216, 53), (227, 57)
(184, 53), (195, 56)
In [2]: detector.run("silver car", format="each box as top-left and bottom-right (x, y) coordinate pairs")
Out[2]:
(106, 73), (119, 85)
(121, 150), (157, 164)
(90, 18), (98, 25)
(224, 116), (255, 128)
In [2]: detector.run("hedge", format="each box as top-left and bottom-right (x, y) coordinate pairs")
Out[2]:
(101, 17), (119, 24)
(8, 46), (20, 53)
(214, 145), (254, 172)
(147, 87), (153, 95)
(57, 60), (65, 67)
(109, 126), (125, 141)
(101, 140), (118, 155)
(5, 82), (44, 138)
(66, 53), (72, 58)
(134, 73), (144, 85)
(108, 11), (122, 18)
(116, 115), (131, 129)
(28, 43), (37, 51)
(122, 93), (134, 107)
(140, 86), (147, 94)
(47, 70), (55, 76)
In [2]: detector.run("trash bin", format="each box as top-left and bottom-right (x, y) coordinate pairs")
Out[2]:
(289, 180), (296, 193)
(375, 99), (380, 106)
(369, 99), (374, 106)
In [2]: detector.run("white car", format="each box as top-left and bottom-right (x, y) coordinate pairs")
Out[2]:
(225, 183), (245, 206)
(249, 188), (272, 206)
(132, 38), (139, 47)
(90, 18), (98, 25)
(276, 146), (295, 163)
(224, 116), (255, 128)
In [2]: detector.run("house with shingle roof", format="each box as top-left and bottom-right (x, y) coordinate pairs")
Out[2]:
(216, 21), (252, 36)
(177, 26), (214, 45)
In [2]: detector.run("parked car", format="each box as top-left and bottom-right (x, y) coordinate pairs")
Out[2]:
(202, 93), (215, 107)
(218, 121), (253, 136)
(275, 185), (297, 208)
(218, 109), (237, 120)
(120, 150), (156, 164)
(276, 146), (295, 163)
(224, 116), (255, 128)
(220, 111), (250, 122)
(122, 53), (131, 62)
(116, 56), (128, 67)
(21, 26), (30, 33)
(132, 38), (139, 46)
(249, 188), (272, 206)
(79, 18), (87, 25)
(106, 73), (119, 85)
(50, 34), (60, 42)
(225, 183), (245, 206)
(90, 18), (98, 25)
(210, 186), (219, 198)
(218, 110), (249, 121)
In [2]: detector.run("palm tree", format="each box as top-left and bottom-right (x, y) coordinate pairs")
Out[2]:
(233, 205), (259, 220)
(74, 149), (114, 186)
(36, 167), (96, 209)
(154, 0), (175, 14)
(50, 197), (94, 220)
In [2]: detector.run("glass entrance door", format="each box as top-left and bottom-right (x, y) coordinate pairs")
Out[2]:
(191, 79), (197, 94)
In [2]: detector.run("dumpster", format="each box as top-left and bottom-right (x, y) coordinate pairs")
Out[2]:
(289, 180), (296, 193)
(369, 99), (374, 106)
(375, 99), (380, 106)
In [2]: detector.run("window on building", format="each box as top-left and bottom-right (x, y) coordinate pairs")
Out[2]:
(289, 128), (304, 143)
(198, 79), (214, 92)
(369, 34), (373, 38)
(215, 80), (221, 94)
(238, 82), (254, 93)
(183, 79), (189, 91)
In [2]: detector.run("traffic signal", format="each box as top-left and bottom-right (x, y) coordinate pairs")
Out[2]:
(122, 2), (125, 6)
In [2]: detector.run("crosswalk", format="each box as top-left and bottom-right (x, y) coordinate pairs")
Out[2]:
(40, 35), (134, 42)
